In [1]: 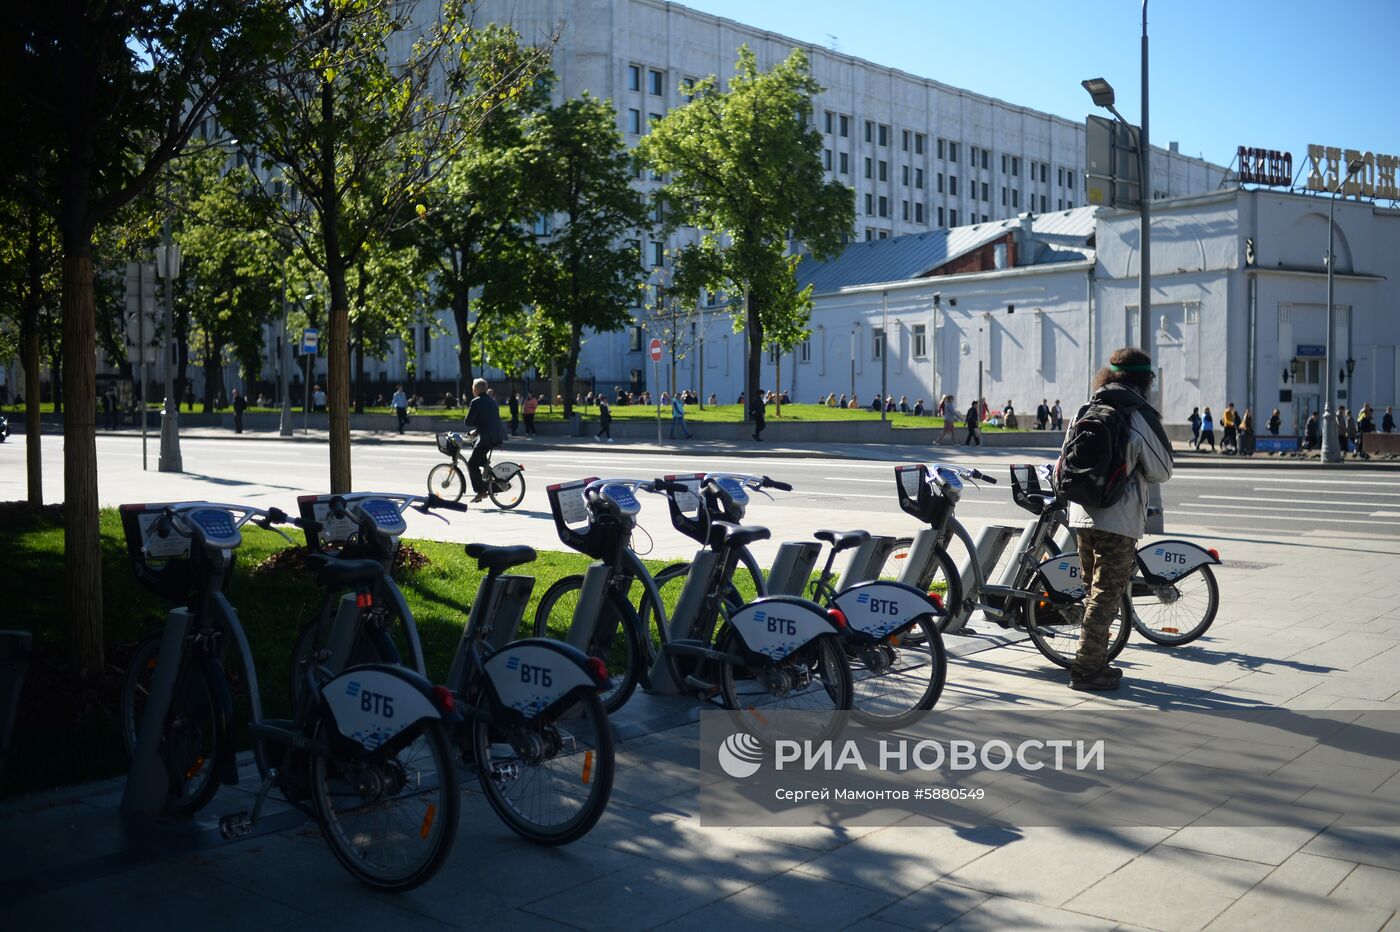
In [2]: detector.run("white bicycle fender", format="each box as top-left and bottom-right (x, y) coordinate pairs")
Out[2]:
(1036, 553), (1087, 600)
(728, 596), (838, 662)
(1136, 539), (1220, 582)
(321, 665), (441, 752)
(484, 639), (598, 718)
(832, 581), (942, 639)
(491, 461), (522, 480)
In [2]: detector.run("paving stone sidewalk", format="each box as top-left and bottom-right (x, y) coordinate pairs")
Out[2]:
(2, 526), (1398, 931)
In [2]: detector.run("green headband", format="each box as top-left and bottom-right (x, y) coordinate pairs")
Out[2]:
(1111, 363), (1153, 372)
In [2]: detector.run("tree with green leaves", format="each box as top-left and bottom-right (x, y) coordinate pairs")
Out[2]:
(639, 263), (697, 399)
(638, 47), (854, 418)
(530, 93), (650, 418)
(225, 1), (552, 493)
(4, 1), (286, 674)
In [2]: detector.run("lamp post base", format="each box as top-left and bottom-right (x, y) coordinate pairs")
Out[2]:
(279, 401), (293, 437)
(157, 406), (183, 473)
(1319, 406), (1342, 464)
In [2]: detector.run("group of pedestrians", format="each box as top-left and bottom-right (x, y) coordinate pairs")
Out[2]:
(1189, 401), (1394, 457)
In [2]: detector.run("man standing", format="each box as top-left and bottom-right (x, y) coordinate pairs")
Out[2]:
(102, 389), (117, 430)
(1062, 347), (1173, 691)
(391, 384), (409, 434)
(507, 390), (520, 437)
(313, 384), (327, 413)
(1383, 406), (1395, 433)
(464, 378), (506, 502)
(963, 400), (981, 446)
(750, 390), (767, 442)
(232, 388), (247, 434)
(522, 392), (538, 437)
(671, 392), (692, 439)
(1052, 400), (1064, 431)
(1036, 398), (1050, 430)
(1221, 402), (1239, 454)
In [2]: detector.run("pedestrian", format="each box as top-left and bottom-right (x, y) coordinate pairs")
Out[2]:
(938, 395), (957, 445)
(848, 395), (859, 409)
(313, 384), (327, 412)
(1267, 408), (1281, 436)
(1199, 406), (1216, 451)
(507, 390), (520, 436)
(1303, 412), (1319, 450)
(1358, 403), (1375, 457)
(523, 393), (538, 437)
(464, 378), (506, 502)
(899, 394), (910, 414)
(913, 398), (924, 417)
(101, 389), (116, 430)
(1383, 406), (1395, 433)
(1062, 347), (1173, 691)
(1240, 407), (1255, 456)
(1346, 406), (1359, 456)
(963, 400), (981, 446)
(870, 394), (881, 412)
(707, 392), (718, 407)
(1221, 402), (1238, 454)
(671, 392), (692, 439)
(392, 383), (409, 433)
(595, 395), (613, 442)
(1187, 407), (1201, 448)
(1036, 398), (1050, 430)
(183, 383), (195, 412)
(750, 390), (767, 441)
(232, 388), (247, 434)
(1052, 400), (1063, 431)
(1337, 405), (1350, 453)
(826, 392), (838, 408)
(837, 393), (847, 409)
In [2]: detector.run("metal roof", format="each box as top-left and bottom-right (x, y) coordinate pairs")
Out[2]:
(796, 206), (1099, 294)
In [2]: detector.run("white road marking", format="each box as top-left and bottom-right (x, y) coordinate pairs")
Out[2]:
(1175, 502), (1399, 525)
(1371, 511), (1400, 518)
(1174, 474), (1400, 487)
(1197, 494), (1378, 507)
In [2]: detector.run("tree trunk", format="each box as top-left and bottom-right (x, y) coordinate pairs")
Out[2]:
(22, 203), (43, 506)
(775, 353), (782, 417)
(61, 250), (103, 676)
(451, 290), (474, 389)
(745, 291), (761, 423)
(49, 333), (63, 415)
(562, 322), (582, 420)
(353, 316), (365, 414)
(175, 306), (190, 409)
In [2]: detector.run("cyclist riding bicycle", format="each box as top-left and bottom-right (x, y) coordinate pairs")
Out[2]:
(464, 377), (506, 503)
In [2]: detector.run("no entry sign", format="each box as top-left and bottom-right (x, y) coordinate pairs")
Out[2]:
(648, 338), (663, 362)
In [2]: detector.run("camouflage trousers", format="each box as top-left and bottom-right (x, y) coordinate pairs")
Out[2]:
(1074, 528), (1137, 676)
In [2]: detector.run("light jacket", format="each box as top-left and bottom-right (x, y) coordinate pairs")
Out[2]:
(1068, 384), (1174, 540)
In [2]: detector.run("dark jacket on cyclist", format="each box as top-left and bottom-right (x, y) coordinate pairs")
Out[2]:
(1066, 383), (1174, 540)
(465, 393), (506, 447)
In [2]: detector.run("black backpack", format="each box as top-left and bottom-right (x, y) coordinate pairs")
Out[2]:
(1055, 395), (1138, 508)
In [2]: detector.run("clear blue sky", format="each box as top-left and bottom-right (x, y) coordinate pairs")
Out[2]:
(679, 0), (1400, 171)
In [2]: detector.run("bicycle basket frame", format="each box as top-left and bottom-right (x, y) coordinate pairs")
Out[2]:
(119, 502), (231, 602)
(894, 464), (955, 530)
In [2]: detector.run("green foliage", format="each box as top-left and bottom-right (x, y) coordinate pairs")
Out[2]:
(529, 93), (651, 416)
(637, 47), (855, 406)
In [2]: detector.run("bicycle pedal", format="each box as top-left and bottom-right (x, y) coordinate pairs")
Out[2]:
(219, 811), (254, 840)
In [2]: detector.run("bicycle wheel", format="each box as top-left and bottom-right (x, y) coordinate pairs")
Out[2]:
(1130, 565), (1219, 646)
(488, 470), (526, 510)
(718, 628), (852, 744)
(1026, 592), (1132, 670)
(472, 688), (614, 845)
(311, 718), (459, 892)
(427, 463), (466, 502)
(896, 547), (963, 638)
(120, 636), (222, 817)
(533, 578), (642, 713)
(877, 537), (913, 582)
(850, 617), (947, 729)
(288, 612), (402, 709)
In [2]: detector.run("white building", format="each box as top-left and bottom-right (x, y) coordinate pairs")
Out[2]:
(764, 188), (1399, 436)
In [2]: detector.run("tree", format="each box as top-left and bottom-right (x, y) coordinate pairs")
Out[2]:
(225, 1), (552, 493)
(639, 264), (697, 399)
(409, 25), (553, 393)
(530, 93), (650, 418)
(638, 47), (854, 419)
(3, 1), (285, 674)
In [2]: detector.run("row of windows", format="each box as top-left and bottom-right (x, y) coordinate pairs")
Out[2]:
(759, 323), (929, 366)
(626, 108), (663, 135)
(626, 64), (666, 96)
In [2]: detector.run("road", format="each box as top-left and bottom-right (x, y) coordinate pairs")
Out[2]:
(1, 434), (1397, 567)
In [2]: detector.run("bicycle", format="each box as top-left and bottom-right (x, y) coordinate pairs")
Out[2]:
(647, 473), (948, 729)
(429, 431), (526, 509)
(117, 501), (460, 891)
(536, 476), (853, 740)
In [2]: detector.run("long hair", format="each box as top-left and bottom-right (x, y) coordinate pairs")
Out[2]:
(1092, 347), (1153, 393)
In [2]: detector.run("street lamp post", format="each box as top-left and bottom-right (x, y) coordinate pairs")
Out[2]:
(278, 275), (293, 437)
(1322, 157), (1366, 464)
(880, 290), (889, 422)
(155, 170), (183, 473)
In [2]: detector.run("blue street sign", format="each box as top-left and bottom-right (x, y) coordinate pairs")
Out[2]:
(300, 328), (320, 355)
(1296, 344), (1325, 357)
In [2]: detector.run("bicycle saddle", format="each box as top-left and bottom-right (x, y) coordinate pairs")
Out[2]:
(305, 553), (385, 586)
(815, 529), (870, 552)
(709, 521), (771, 549)
(1020, 492), (1057, 515)
(465, 543), (536, 573)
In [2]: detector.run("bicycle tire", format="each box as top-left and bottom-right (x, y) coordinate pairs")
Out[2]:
(533, 577), (642, 714)
(1026, 591), (1132, 670)
(427, 463), (466, 502)
(120, 635), (223, 817)
(894, 546), (962, 637)
(472, 687), (615, 845)
(717, 628), (852, 744)
(1130, 565), (1219, 646)
(288, 614), (402, 709)
(311, 717), (459, 892)
(488, 470), (527, 510)
(850, 617), (948, 729)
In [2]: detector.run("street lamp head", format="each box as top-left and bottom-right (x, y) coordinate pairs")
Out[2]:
(1081, 78), (1116, 108)
(1346, 357), (1356, 377)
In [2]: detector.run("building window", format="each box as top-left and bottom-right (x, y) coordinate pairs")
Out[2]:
(1058, 167), (1064, 186)
(915, 202), (924, 223)
(1067, 201), (1074, 209)
(872, 327), (884, 360)
(839, 114), (849, 137)
(683, 76), (697, 101)
(982, 149), (989, 170)
(650, 241), (664, 266)
(937, 206), (945, 226)
(648, 112), (661, 131)
(532, 213), (553, 236)
(915, 133), (925, 155)
(839, 152), (849, 174)
(981, 181), (989, 201)
(865, 120), (874, 142)
(878, 196), (888, 217)
(823, 149), (832, 170)
(949, 176), (958, 196)
(1040, 194), (1047, 212)
(800, 339), (811, 363)
(1041, 163), (1049, 183)
(937, 172), (944, 193)
(878, 123), (889, 147)
(824, 110), (833, 134)
(627, 109), (640, 134)
(1012, 157), (1020, 177)
(1001, 186), (1007, 206)
(648, 69), (663, 95)
(915, 168), (924, 189)
(970, 145), (978, 165)
(1066, 170), (1075, 189)
(901, 129), (909, 151)
(902, 164), (910, 186)
(1002, 154), (1008, 173)
(865, 228), (874, 241)
(1012, 189), (1019, 208)
(865, 193), (873, 214)
(902, 200), (909, 221)
(982, 214), (989, 223)
(948, 141), (959, 163)
(878, 160), (887, 182)
(767, 343), (778, 365)
(627, 65), (640, 91)
(937, 138), (945, 159)
(949, 208), (958, 225)
(628, 325), (643, 350)
(864, 157), (873, 179)
(913, 324), (927, 358)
